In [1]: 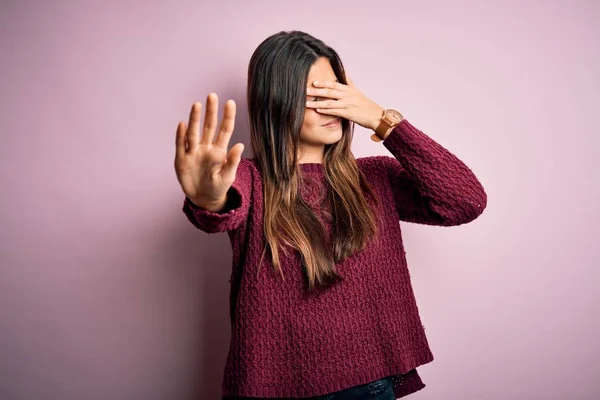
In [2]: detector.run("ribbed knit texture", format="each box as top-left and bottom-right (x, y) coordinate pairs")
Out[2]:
(182, 119), (487, 399)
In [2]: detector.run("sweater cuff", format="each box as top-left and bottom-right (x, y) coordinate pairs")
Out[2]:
(183, 185), (245, 233)
(382, 118), (422, 150)
(185, 187), (241, 214)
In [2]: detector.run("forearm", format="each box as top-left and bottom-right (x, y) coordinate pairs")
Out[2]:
(384, 119), (487, 225)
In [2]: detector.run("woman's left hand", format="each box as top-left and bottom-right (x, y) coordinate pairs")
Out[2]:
(305, 78), (384, 131)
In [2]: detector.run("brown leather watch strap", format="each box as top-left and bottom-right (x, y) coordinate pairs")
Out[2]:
(371, 109), (403, 142)
(370, 132), (385, 142)
(375, 115), (392, 137)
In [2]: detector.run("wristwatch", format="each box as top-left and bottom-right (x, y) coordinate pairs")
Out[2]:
(370, 109), (404, 142)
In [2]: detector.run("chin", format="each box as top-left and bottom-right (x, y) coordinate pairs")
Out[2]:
(300, 127), (343, 146)
(322, 127), (343, 144)
(326, 134), (343, 145)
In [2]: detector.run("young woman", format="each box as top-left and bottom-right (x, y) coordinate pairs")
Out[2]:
(174, 31), (487, 400)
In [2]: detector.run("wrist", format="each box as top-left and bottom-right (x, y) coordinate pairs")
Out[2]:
(189, 194), (228, 212)
(370, 108), (404, 142)
(380, 126), (394, 139)
(369, 106), (385, 131)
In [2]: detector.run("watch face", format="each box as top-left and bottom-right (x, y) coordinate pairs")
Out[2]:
(385, 109), (403, 123)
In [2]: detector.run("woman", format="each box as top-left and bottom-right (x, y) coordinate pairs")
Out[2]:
(174, 31), (487, 399)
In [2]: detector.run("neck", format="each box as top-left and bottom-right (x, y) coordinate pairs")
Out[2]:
(297, 143), (325, 164)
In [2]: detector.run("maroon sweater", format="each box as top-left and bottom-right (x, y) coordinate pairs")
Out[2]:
(182, 119), (487, 398)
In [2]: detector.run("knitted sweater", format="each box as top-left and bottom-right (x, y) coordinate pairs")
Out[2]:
(182, 119), (487, 399)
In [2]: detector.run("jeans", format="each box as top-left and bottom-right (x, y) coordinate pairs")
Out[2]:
(314, 377), (395, 400)
(228, 376), (395, 400)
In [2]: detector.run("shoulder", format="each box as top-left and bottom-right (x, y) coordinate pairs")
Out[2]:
(236, 157), (262, 184)
(356, 155), (399, 175)
(356, 155), (407, 188)
(238, 157), (260, 173)
(355, 156), (393, 188)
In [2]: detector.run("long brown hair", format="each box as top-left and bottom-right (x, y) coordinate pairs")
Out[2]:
(247, 31), (379, 291)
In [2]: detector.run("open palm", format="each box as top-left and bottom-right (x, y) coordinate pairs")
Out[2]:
(174, 93), (244, 209)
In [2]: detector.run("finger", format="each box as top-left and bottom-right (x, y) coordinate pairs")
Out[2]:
(215, 100), (236, 149)
(315, 108), (346, 118)
(176, 121), (187, 155)
(306, 100), (347, 109)
(312, 80), (347, 90)
(306, 87), (343, 99)
(221, 142), (245, 177)
(186, 102), (202, 151)
(201, 93), (219, 144)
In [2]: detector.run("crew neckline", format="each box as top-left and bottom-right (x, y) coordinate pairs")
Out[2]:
(298, 163), (324, 173)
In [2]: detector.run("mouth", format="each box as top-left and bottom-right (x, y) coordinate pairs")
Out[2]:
(322, 117), (340, 127)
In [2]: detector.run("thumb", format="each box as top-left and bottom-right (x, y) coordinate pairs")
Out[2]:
(221, 143), (245, 178)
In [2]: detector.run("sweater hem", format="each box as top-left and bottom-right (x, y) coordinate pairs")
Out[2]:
(221, 350), (434, 398)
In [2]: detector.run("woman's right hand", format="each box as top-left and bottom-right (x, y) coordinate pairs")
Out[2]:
(174, 93), (245, 212)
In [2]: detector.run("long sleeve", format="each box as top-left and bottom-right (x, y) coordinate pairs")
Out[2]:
(380, 119), (487, 226)
(182, 158), (254, 233)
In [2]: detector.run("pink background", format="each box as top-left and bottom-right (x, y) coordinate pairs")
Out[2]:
(1, 1), (598, 399)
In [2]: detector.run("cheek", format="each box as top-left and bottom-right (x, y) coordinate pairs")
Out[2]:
(302, 109), (324, 132)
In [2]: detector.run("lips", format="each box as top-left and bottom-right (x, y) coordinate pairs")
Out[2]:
(322, 118), (340, 127)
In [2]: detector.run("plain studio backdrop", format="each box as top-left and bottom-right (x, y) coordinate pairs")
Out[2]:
(1, 1), (598, 399)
